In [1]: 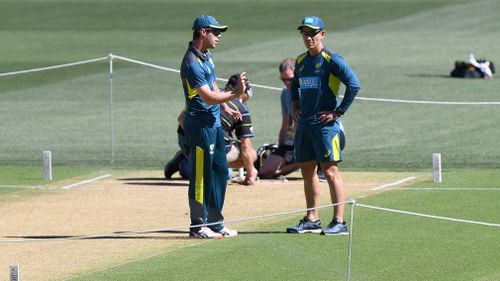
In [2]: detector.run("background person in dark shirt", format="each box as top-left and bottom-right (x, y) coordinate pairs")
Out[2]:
(165, 74), (256, 185)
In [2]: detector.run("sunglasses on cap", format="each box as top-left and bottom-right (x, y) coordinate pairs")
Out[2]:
(300, 29), (321, 38)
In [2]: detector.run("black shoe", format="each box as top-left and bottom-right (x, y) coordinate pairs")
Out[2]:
(164, 151), (185, 179)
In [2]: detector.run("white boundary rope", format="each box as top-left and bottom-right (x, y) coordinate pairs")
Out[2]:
(1, 54), (500, 105)
(353, 97), (500, 105)
(111, 54), (179, 73)
(0, 57), (108, 77)
(356, 203), (500, 228)
(0, 201), (353, 243)
(2, 199), (499, 244)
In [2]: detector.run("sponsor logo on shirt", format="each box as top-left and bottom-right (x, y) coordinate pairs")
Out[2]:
(299, 77), (319, 89)
(314, 62), (322, 74)
(324, 150), (331, 158)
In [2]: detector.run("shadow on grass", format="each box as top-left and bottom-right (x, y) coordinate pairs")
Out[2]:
(124, 182), (189, 187)
(3, 230), (288, 242)
(239, 230), (288, 235)
(4, 229), (191, 241)
(406, 74), (452, 78)
(4, 235), (190, 240)
(117, 177), (189, 187)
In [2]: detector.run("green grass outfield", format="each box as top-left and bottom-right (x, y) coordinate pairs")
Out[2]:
(1, 0), (499, 170)
(69, 170), (500, 281)
(0, 0), (499, 280)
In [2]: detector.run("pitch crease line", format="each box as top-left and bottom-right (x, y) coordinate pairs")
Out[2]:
(389, 187), (500, 191)
(62, 174), (112, 189)
(0, 185), (43, 189)
(371, 176), (417, 191)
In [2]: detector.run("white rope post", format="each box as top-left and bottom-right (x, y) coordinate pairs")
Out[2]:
(43, 151), (52, 180)
(432, 153), (442, 183)
(346, 199), (356, 281)
(108, 53), (115, 164)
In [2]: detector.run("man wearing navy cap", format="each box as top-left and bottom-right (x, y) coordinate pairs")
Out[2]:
(180, 15), (247, 239)
(287, 16), (361, 235)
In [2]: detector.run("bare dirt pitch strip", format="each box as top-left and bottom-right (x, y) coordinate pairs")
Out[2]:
(0, 170), (425, 280)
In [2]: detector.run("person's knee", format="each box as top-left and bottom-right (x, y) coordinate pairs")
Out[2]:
(323, 164), (340, 179)
(301, 162), (317, 177)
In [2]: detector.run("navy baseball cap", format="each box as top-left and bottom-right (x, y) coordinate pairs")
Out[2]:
(297, 16), (325, 30)
(192, 15), (228, 32)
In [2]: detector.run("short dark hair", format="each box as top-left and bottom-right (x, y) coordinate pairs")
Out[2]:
(192, 29), (202, 40)
(224, 74), (239, 91)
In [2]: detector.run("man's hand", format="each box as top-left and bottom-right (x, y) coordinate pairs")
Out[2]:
(293, 110), (301, 123)
(317, 111), (339, 123)
(234, 72), (248, 98)
(222, 103), (242, 121)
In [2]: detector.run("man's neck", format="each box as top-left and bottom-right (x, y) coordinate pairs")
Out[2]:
(308, 45), (323, 57)
(191, 39), (206, 53)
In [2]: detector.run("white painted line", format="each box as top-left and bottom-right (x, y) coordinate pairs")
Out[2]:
(59, 186), (187, 191)
(0, 185), (42, 189)
(62, 174), (112, 189)
(393, 187), (500, 191)
(371, 176), (417, 191)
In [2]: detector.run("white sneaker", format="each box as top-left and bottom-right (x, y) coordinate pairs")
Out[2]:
(217, 227), (238, 237)
(189, 227), (223, 239)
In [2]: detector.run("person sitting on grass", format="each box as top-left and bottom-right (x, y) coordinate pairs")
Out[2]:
(258, 58), (301, 179)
